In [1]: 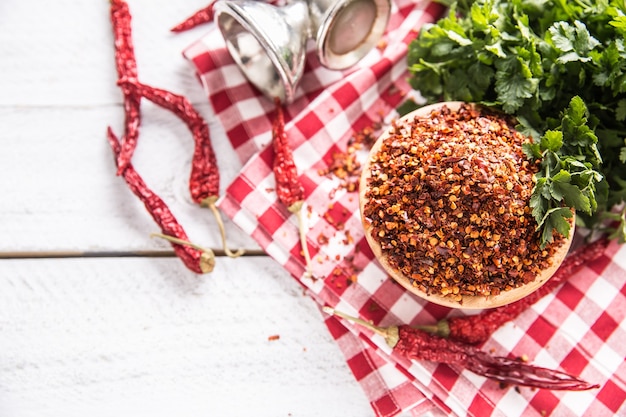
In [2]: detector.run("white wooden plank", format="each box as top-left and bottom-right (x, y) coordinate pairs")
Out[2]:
(0, 105), (256, 253)
(0, 0), (215, 107)
(0, 256), (373, 417)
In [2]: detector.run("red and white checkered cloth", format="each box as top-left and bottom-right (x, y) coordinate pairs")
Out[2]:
(183, 1), (626, 415)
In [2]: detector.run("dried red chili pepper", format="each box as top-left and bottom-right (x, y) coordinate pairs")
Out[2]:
(127, 81), (244, 258)
(170, 3), (215, 33)
(107, 128), (215, 274)
(272, 99), (313, 278)
(419, 237), (610, 345)
(110, 0), (141, 174)
(324, 307), (599, 391)
(109, 0), (243, 264)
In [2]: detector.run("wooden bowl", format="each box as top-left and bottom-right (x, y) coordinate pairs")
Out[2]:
(359, 102), (574, 309)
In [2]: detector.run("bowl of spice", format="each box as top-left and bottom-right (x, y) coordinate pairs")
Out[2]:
(359, 102), (573, 309)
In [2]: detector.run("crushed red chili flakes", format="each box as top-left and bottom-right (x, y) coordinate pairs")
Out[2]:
(313, 120), (384, 283)
(316, 233), (330, 246)
(318, 121), (381, 195)
(363, 104), (565, 300)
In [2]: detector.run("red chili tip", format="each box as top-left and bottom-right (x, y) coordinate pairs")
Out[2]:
(170, 4), (215, 33)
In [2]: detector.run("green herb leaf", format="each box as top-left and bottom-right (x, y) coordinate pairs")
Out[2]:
(551, 170), (592, 213)
(606, 207), (626, 244)
(549, 21), (600, 63)
(541, 130), (563, 152)
(541, 207), (574, 245)
(494, 54), (539, 112)
(616, 99), (626, 122)
(522, 141), (542, 160)
(609, 15), (626, 37)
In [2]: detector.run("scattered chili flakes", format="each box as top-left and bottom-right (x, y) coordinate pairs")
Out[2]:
(268, 334), (280, 341)
(314, 122), (386, 285)
(363, 104), (565, 300)
(316, 233), (330, 246)
(323, 211), (345, 230)
(367, 301), (381, 312)
(332, 255), (362, 286)
(327, 262), (359, 288)
(318, 120), (382, 195)
(387, 84), (404, 97)
(343, 229), (354, 245)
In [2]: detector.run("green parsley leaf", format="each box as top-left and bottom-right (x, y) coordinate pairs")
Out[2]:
(494, 54), (539, 112)
(522, 141), (542, 160)
(549, 21), (600, 64)
(609, 15), (626, 37)
(550, 170), (592, 213)
(606, 206), (626, 244)
(616, 99), (626, 122)
(541, 130), (563, 152)
(541, 207), (574, 245)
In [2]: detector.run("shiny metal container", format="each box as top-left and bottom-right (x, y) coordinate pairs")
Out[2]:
(214, 0), (391, 103)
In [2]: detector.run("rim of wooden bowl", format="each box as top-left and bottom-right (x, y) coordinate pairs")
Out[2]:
(359, 102), (574, 309)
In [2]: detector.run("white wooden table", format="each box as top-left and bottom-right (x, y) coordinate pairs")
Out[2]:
(0, 1), (388, 415)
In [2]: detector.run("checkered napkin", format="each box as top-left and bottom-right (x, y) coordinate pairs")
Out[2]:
(183, 0), (626, 415)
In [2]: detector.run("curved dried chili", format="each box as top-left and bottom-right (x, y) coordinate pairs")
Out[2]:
(171, 3), (215, 33)
(324, 307), (599, 391)
(419, 237), (610, 345)
(128, 81), (244, 258)
(108, 0), (242, 274)
(110, 0), (141, 174)
(272, 99), (313, 278)
(107, 128), (215, 274)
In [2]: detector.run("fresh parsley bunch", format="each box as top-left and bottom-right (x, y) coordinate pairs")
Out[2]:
(407, 0), (626, 244)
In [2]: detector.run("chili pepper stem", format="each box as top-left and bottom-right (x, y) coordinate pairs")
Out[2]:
(151, 233), (216, 273)
(415, 320), (451, 338)
(323, 307), (399, 348)
(288, 201), (313, 279)
(201, 196), (245, 258)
